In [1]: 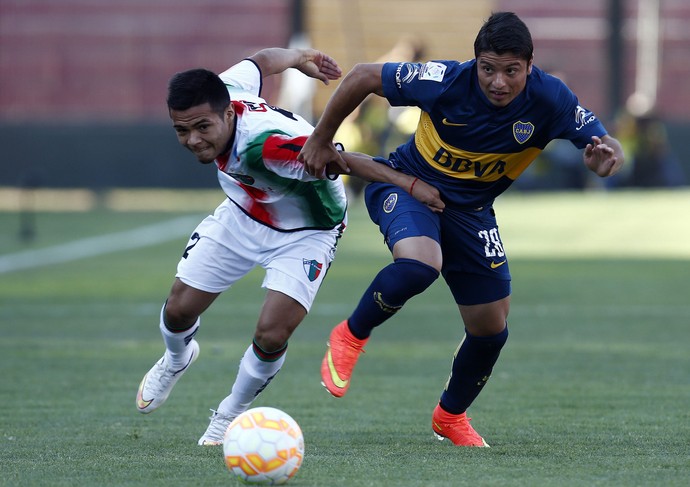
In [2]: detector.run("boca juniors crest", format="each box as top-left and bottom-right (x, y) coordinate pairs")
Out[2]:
(383, 193), (398, 213)
(303, 259), (323, 282)
(513, 121), (535, 144)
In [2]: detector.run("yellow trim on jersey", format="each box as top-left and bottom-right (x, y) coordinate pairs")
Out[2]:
(415, 112), (542, 181)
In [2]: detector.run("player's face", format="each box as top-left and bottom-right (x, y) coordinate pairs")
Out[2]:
(170, 102), (234, 163)
(476, 52), (533, 108)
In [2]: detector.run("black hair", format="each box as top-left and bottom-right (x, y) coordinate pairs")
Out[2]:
(166, 68), (230, 116)
(473, 12), (533, 61)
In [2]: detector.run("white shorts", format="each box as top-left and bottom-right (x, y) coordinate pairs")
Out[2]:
(176, 199), (346, 312)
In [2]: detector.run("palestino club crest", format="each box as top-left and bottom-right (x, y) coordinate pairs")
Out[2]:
(303, 259), (323, 282)
(512, 121), (535, 144)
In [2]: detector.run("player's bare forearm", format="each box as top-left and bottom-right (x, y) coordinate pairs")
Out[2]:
(583, 134), (625, 177)
(333, 152), (445, 212)
(300, 63), (385, 177)
(248, 48), (341, 84)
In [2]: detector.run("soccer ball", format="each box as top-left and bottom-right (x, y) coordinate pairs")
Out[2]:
(223, 407), (304, 485)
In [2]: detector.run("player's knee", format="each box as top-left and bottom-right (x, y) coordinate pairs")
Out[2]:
(376, 258), (439, 309)
(394, 257), (439, 294)
(162, 301), (199, 332)
(253, 329), (289, 354)
(493, 324), (509, 347)
(467, 324), (509, 351)
(466, 318), (509, 339)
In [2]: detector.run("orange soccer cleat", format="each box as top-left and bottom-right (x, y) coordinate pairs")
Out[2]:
(320, 320), (368, 397)
(431, 403), (490, 447)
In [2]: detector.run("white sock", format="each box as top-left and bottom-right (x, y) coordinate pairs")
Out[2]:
(159, 304), (199, 369)
(216, 343), (286, 418)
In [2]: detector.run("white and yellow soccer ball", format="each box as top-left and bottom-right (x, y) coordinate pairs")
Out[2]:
(223, 407), (304, 485)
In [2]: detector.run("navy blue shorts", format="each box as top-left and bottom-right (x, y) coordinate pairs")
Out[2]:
(365, 182), (511, 305)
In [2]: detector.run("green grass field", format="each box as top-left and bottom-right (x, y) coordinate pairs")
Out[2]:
(1, 189), (689, 486)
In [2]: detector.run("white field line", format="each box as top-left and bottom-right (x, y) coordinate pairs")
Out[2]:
(0, 216), (200, 274)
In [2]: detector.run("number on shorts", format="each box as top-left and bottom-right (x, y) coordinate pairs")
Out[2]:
(478, 228), (505, 257)
(182, 232), (201, 259)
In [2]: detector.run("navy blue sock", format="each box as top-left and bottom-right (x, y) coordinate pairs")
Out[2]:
(440, 326), (509, 414)
(348, 258), (439, 339)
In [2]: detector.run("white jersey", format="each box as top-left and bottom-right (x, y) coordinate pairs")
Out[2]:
(216, 60), (347, 231)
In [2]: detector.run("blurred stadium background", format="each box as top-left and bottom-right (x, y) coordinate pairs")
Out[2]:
(0, 0), (689, 199)
(2, 4), (689, 485)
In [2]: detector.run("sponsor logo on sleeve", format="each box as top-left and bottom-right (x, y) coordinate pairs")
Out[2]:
(395, 63), (420, 88)
(419, 62), (446, 82)
(575, 105), (597, 131)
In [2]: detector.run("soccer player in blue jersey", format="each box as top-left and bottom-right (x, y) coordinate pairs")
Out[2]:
(299, 11), (625, 447)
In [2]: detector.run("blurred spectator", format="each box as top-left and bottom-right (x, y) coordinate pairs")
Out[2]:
(336, 36), (428, 199)
(607, 94), (687, 188)
(629, 114), (685, 187)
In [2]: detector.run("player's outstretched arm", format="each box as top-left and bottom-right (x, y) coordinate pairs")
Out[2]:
(299, 63), (386, 178)
(583, 134), (625, 177)
(331, 152), (445, 213)
(248, 48), (341, 84)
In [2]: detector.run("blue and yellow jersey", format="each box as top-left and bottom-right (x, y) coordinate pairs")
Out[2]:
(381, 60), (607, 208)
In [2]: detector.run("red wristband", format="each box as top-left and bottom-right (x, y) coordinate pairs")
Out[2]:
(408, 177), (419, 194)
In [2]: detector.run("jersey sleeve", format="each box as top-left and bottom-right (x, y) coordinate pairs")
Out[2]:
(381, 61), (457, 112)
(547, 78), (607, 149)
(218, 59), (263, 98)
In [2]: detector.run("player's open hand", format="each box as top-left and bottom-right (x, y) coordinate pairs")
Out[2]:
(299, 134), (349, 179)
(584, 135), (623, 177)
(296, 49), (342, 85)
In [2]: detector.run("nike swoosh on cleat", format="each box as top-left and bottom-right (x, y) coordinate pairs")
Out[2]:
(490, 260), (507, 269)
(326, 347), (349, 389)
(136, 376), (154, 410)
(442, 118), (468, 127)
(199, 439), (223, 446)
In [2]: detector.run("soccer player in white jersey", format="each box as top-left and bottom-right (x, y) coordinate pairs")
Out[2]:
(135, 47), (444, 445)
